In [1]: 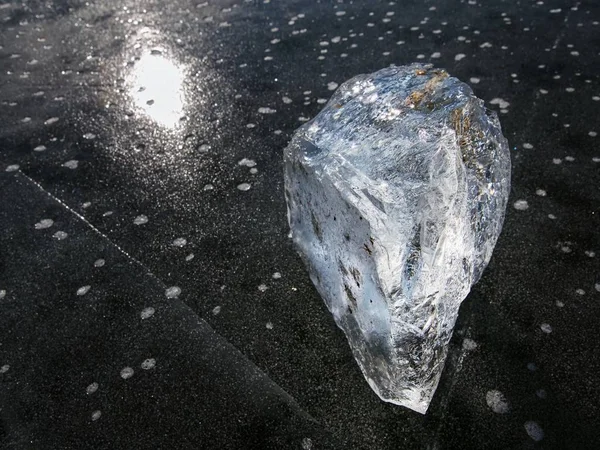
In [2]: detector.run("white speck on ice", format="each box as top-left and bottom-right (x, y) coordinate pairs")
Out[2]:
(94, 259), (105, 267)
(172, 238), (187, 247)
(77, 286), (91, 296)
(35, 219), (54, 229)
(524, 421), (544, 441)
(165, 286), (181, 298)
(513, 199), (529, 210)
(53, 231), (68, 240)
(140, 307), (155, 319)
(62, 160), (78, 169)
(134, 215), (148, 225)
(120, 367), (134, 379)
(462, 338), (478, 351)
(490, 98), (510, 109)
(486, 390), (510, 414)
(238, 158), (256, 167)
(141, 358), (156, 370)
(258, 107), (277, 114)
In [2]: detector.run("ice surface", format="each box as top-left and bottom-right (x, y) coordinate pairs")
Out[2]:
(284, 64), (510, 413)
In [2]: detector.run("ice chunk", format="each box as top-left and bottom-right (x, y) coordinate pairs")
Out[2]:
(284, 64), (510, 413)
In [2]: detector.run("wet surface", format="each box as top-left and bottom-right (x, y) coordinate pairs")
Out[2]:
(1, 0), (599, 448)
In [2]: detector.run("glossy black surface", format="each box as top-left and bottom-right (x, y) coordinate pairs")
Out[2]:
(1, 0), (599, 448)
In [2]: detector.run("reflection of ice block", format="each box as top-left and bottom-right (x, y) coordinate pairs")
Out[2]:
(284, 64), (511, 413)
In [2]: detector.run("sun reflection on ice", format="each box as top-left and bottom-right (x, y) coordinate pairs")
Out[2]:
(128, 53), (186, 128)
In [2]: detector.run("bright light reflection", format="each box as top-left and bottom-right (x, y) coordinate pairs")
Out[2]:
(128, 53), (185, 128)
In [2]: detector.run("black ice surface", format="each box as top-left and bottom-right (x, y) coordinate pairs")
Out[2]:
(0, 0), (599, 448)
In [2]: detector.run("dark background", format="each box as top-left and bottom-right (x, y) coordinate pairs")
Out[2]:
(0, 0), (599, 448)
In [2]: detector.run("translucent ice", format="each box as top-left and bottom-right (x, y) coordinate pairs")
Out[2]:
(284, 64), (510, 413)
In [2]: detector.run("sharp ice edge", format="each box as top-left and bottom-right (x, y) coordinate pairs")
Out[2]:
(284, 64), (510, 414)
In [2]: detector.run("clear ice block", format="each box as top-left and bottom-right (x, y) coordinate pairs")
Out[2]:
(284, 64), (510, 413)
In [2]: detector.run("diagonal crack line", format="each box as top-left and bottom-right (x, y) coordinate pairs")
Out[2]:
(17, 170), (163, 286)
(14, 170), (320, 423)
